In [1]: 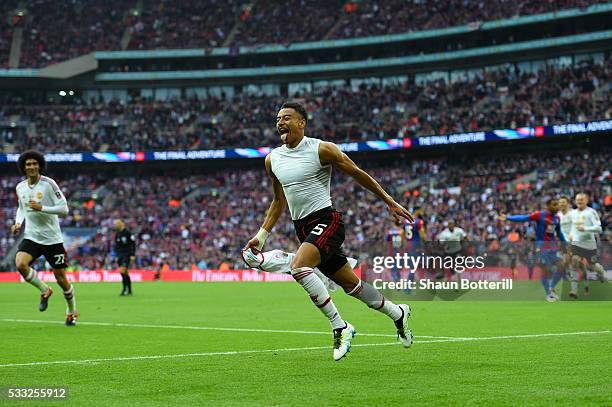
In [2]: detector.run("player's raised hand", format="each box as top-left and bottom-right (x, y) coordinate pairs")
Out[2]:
(498, 213), (507, 222)
(10, 223), (21, 235)
(388, 201), (414, 223)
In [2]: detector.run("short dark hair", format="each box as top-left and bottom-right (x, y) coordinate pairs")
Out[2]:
(280, 101), (307, 124)
(546, 198), (558, 206)
(18, 150), (46, 175)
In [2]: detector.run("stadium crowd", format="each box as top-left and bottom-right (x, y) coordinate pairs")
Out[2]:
(328, 0), (604, 40)
(127, 0), (244, 51)
(0, 0), (606, 67)
(1, 57), (610, 153)
(0, 0), (21, 68)
(19, 0), (125, 68)
(1, 148), (610, 271)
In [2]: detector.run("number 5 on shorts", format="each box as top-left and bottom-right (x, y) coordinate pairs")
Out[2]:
(311, 223), (328, 236)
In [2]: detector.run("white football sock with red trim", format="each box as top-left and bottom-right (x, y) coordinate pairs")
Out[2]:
(348, 280), (402, 321)
(291, 267), (345, 330)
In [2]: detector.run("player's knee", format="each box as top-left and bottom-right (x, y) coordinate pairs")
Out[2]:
(15, 258), (29, 273)
(290, 256), (309, 270)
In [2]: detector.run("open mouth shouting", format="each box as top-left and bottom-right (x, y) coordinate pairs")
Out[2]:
(278, 126), (290, 143)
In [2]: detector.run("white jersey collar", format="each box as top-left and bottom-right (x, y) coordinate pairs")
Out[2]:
(27, 176), (41, 188)
(283, 136), (308, 151)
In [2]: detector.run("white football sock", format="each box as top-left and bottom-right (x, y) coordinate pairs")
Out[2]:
(591, 263), (605, 279)
(24, 268), (49, 293)
(291, 267), (345, 330)
(568, 265), (578, 293)
(347, 280), (402, 321)
(63, 285), (77, 314)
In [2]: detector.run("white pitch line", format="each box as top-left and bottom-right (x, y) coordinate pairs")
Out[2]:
(0, 342), (401, 368)
(0, 318), (460, 339)
(0, 329), (609, 368)
(420, 329), (612, 342)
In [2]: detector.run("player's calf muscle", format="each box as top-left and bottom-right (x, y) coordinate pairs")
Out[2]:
(330, 264), (359, 292)
(52, 269), (70, 288)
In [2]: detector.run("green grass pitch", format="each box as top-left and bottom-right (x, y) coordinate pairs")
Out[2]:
(1, 282), (611, 406)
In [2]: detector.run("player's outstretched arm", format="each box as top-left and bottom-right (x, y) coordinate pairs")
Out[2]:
(500, 213), (531, 222)
(245, 154), (287, 252)
(319, 141), (413, 223)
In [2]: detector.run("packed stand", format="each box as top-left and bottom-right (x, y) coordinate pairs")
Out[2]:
(231, 0), (343, 47)
(128, 0), (245, 51)
(329, 0), (607, 40)
(1, 148), (609, 271)
(0, 1), (24, 68)
(18, 0), (126, 68)
(4, 0), (608, 67)
(1, 57), (610, 153)
(128, 0), (611, 50)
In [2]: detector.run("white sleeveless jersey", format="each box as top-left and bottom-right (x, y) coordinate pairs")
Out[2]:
(270, 136), (332, 220)
(557, 210), (573, 240)
(15, 176), (67, 245)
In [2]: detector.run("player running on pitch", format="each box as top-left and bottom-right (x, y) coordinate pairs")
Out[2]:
(10, 150), (78, 326)
(557, 196), (576, 297)
(386, 219), (406, 283)
(568, 192), (605, 298)
(499, 199), (567, 302)
(437, 219), (467, 282)
(404, 206), (427, 290)
(245, 101), (414, 361)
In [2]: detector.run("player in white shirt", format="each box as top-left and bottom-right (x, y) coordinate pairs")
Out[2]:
(568, 193), (605, 297)
(438, 220), (467, 254)
(437, 220), (467, 282)
(10, 151), (78, 326)
(557, 196), (573, 240)
(244, 101), (413, 361)
(557, 196), (577, 297)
